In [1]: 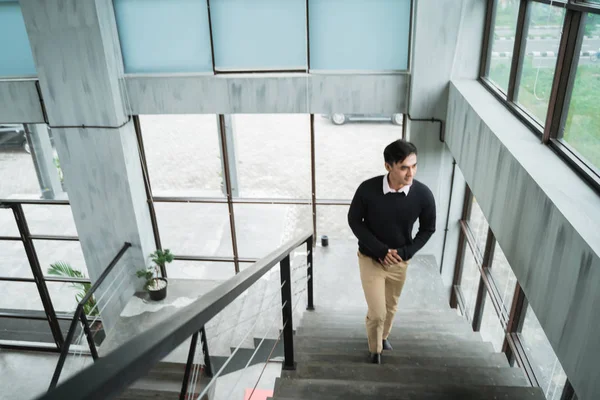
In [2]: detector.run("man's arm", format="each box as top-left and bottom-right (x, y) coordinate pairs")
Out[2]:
(397, 189), (436, 260)
(348, 185), (389, 259)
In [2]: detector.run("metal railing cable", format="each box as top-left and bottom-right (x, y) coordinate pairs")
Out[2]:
(184, 281), (287, 399)
(223, 296), (288, 400)
(204, 282), (285, 348)
(65, 266), (132, 374)
(39, 232), (313, 400)
(48, 242), (132, 390)
(243, 278), (310, 400)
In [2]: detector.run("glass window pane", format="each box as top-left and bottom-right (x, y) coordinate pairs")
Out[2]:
(37, 240), (88, 278)
(521, 305), (567, 398)
(516, 4), (565, 123)
(234, 115), (311, 199)
(140, 115), (223, 197)
(315, 114), (403, 200)
(467, 197), (489, 256)
(309, 0), (411, 70)
(0, 124), (40, 198)
(490, 242), (517, 314)
(0, 2), (36, 76)
(0, 281), (43, 311)
(113, 0), (213, 73)
(47, 281), (80, 314)
(0, 241), (33, 279)
(210, 0), (307, 71)
(0, 208), (18, 236)
(487, 0), (520, 92)
(23, 205), (78, 236)
(561, 13), (600, 171)
(165, 260), (237, 281)
(155, 202), (233, 257)
(459, 248), (480, 321)
(235, 204), (311, 259)
(317, 205), (354, 244)
(479, 292), (506, 352)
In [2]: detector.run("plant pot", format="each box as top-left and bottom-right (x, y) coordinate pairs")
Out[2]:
(148, 277), (168, 301)
(91, 321), (106, 346)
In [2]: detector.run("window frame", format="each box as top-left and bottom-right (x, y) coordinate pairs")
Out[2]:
(479, 0), (600, 194)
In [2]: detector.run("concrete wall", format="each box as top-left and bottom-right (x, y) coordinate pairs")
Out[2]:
(447, 79), (600, 400)
(407, 0), (486, 269)
(0, 79), (44, 123)
(124, 73), (409, 115)
(0, 73), (409, 123)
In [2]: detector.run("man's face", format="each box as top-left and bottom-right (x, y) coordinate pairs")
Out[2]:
(386, 153), (417, 186)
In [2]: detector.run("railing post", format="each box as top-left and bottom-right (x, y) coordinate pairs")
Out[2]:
(200, 326), (213, 378)
(180, 331), (199, 400)
(48, 307), (83, 389)
(80, 313), (99, 360)
(279, 255), (296, 370)
(306, 236), (315, 311)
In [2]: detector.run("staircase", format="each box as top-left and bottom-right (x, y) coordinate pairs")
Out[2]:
(270, 307), (546, 400)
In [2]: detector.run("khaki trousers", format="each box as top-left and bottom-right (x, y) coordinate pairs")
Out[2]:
(358, 251), (408, 354)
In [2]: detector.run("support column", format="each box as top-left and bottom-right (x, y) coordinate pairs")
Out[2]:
(25, 124), (63, 199)
(407, 0), (486, 268)
(217, 115), (239, 198)
(20, 0), (155, 331)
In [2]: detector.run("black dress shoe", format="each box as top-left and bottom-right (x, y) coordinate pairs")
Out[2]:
(382, 339), (393, 351)
(370, 353), (382, 364)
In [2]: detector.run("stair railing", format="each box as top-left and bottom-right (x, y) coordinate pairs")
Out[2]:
(39, 232), (314, 400)
(48, 242), (132, 390)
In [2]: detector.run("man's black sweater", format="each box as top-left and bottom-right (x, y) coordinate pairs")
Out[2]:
(348, 176), (436, 261)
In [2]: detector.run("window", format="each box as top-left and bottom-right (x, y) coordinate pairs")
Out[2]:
(521, 304), (567, 399)
(467, 197), (489, 257)
(479, 292), (506, 352)
(458, 249), (480, 321)
(515, 3), (565, 123)
(489, 242), (517, 316)
(481, 2), (600, 189)
(154, 202), (233, 257)
(486, 0), (520, 93)
(0, 1), (36, 76)
(113, 0), (213, 73)
(139, 115), (223, 197)
(309, 0), (411, 70)
(235, 204), (311, 259)
(209, 0), (307, 71)
(315, 114), (403, 200)
(233, 115), (311, 199)
(560, 14), (600, 172)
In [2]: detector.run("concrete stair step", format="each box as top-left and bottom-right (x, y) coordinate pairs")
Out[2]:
(293, 352), (510, 368)
(281, 362), (528, 387)
(273, 379), (546, 400)
(304, 307), (461, 317)
(299, 318), (472, 332)
(295, 326), (481, 341)
(301, 309), (464, 323)
(293, 336), (495, 357)
(119, 373), (213, 400)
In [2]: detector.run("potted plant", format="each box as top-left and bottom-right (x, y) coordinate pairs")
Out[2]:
(47, 262), (105, 344)
(137, 249), (172, 301)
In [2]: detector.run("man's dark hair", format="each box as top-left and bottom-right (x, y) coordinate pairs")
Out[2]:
(384, 139), (418, 165)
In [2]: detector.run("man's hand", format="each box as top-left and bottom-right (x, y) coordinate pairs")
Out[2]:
(379, 249), (403, 266)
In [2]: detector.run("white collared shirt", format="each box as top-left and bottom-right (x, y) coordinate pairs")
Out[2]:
(383, 174), (411, 196)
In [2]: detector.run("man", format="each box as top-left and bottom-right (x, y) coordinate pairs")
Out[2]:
(348, 139), (436, 364)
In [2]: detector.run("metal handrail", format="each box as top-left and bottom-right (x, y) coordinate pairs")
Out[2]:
(48, 242), (132, 390)
(39, 232), (313, 400)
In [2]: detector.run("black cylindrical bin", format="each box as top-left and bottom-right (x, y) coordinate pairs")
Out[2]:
(321, 235), (329, 247)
